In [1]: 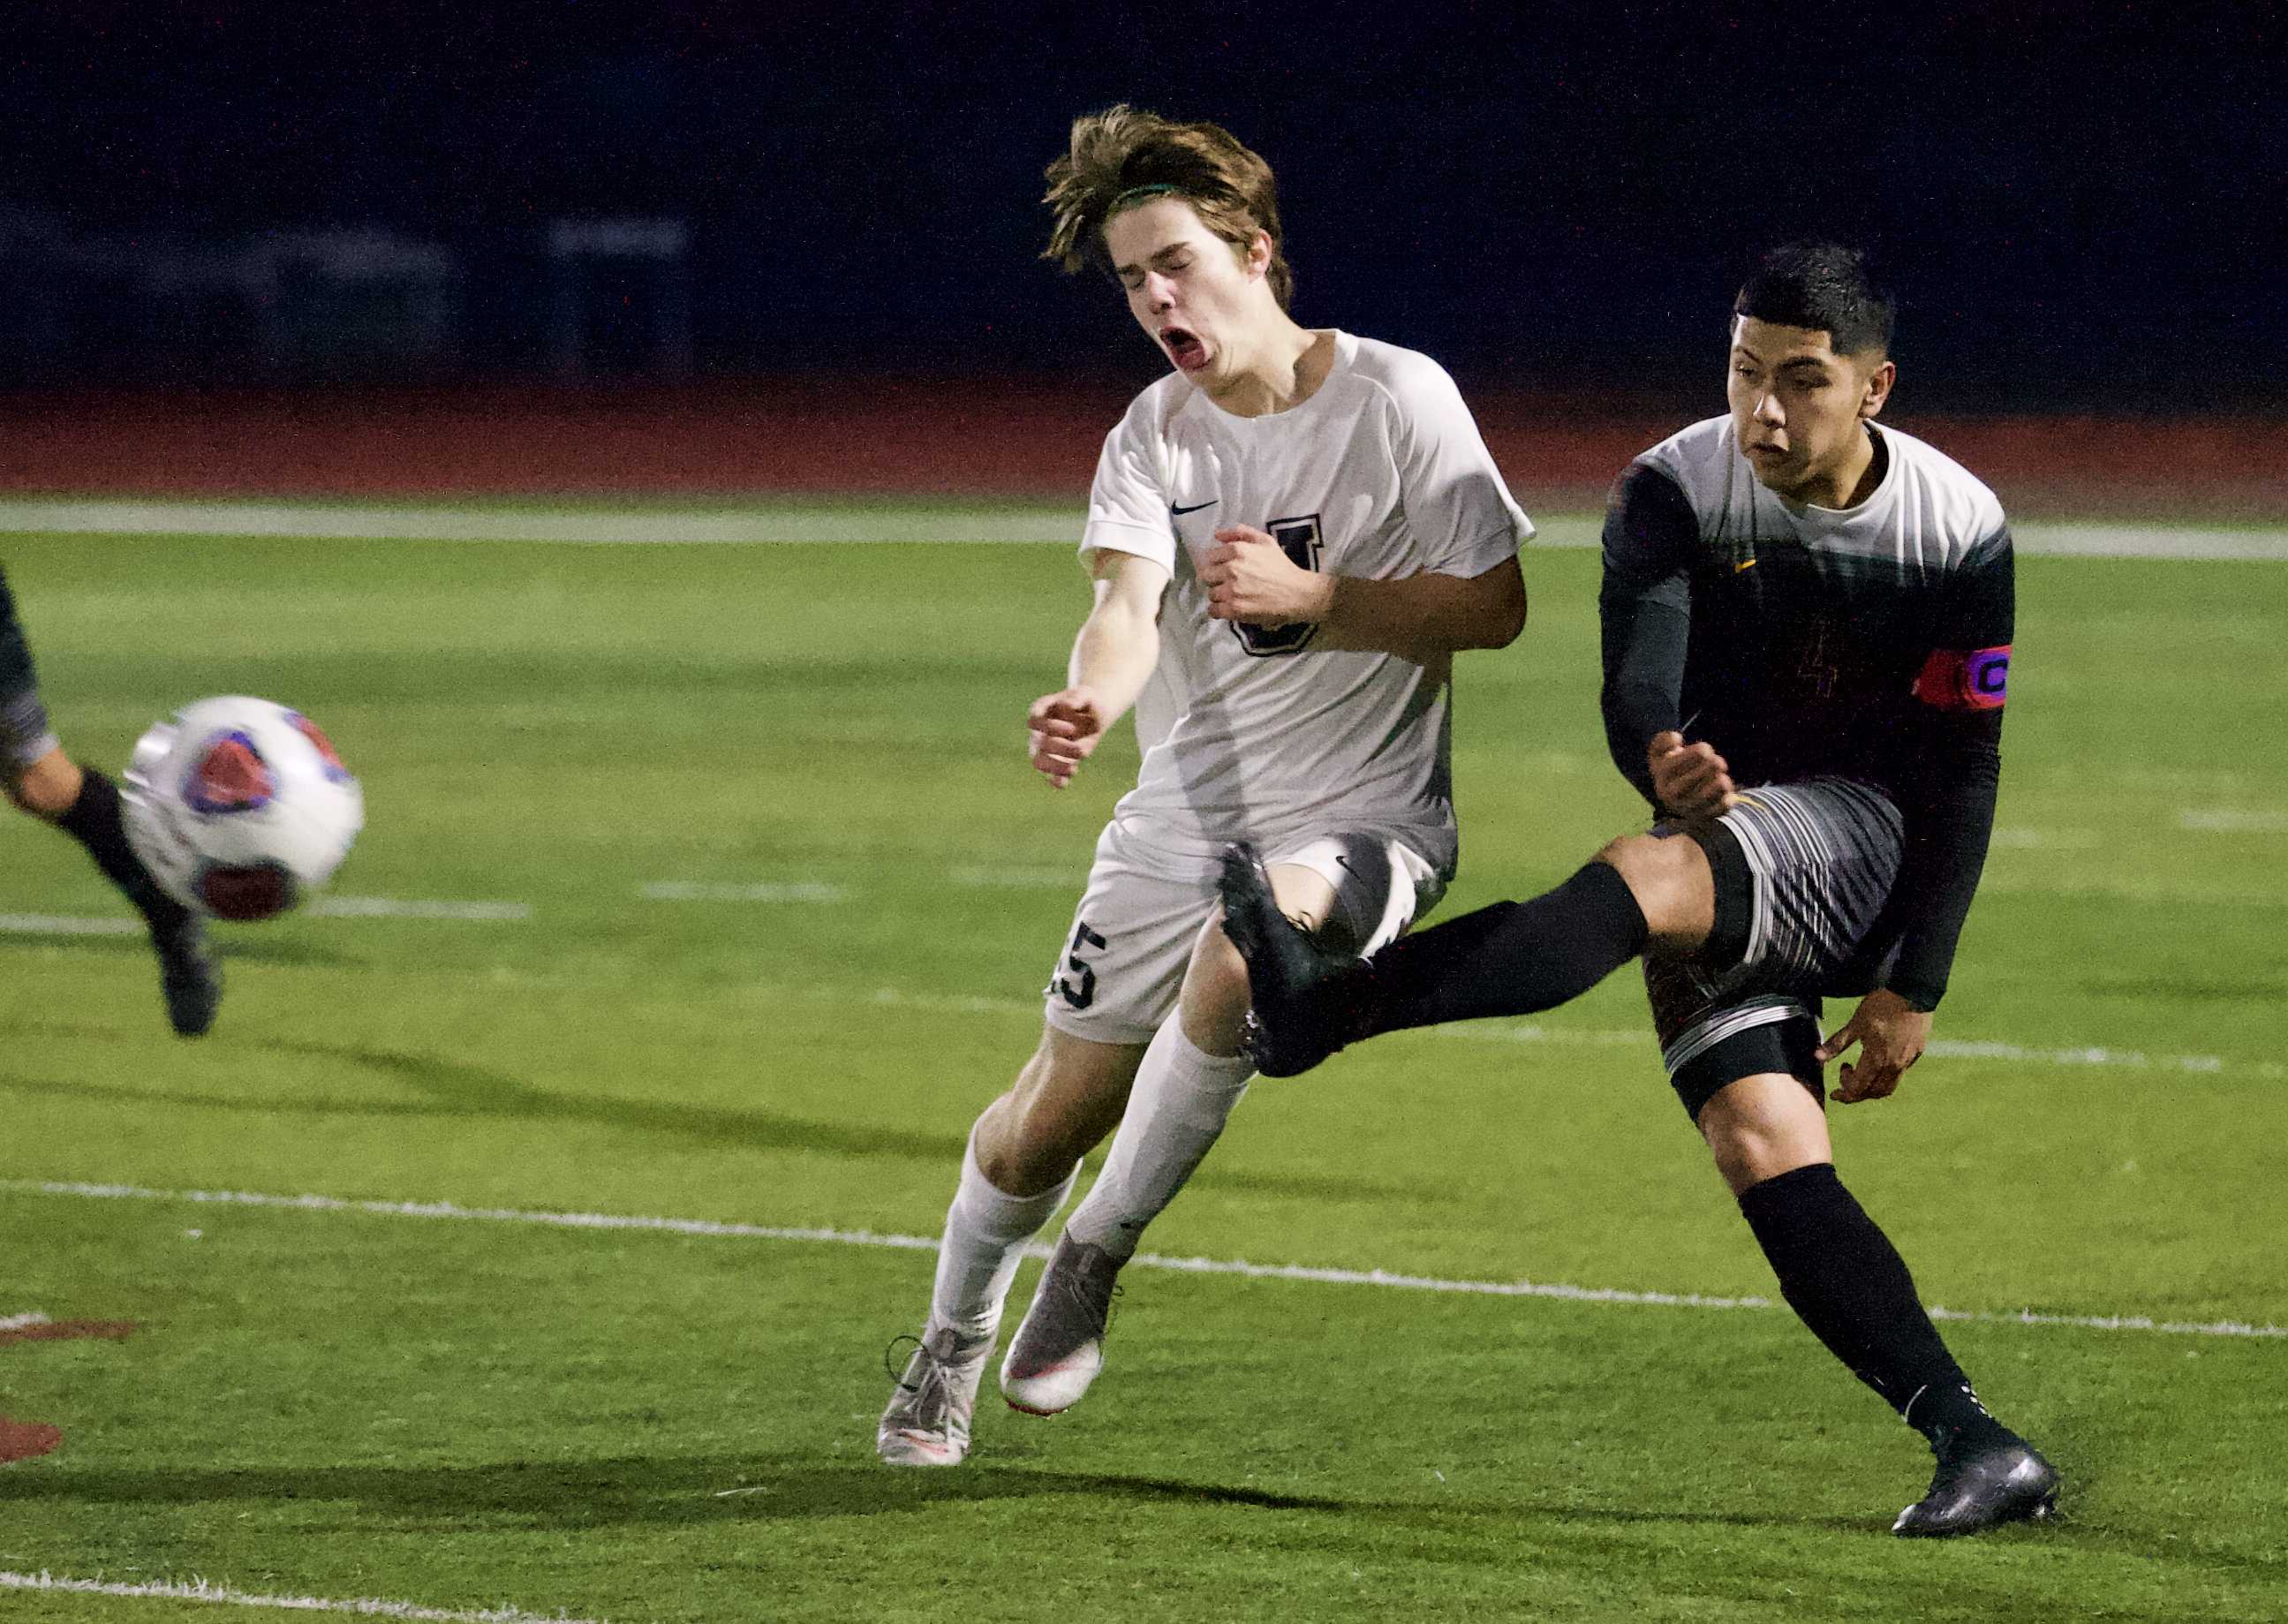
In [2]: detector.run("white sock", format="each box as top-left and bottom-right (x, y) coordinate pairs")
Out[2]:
(1064, 1019), (1255, 1260)
(927, 1127), (1076, 1342)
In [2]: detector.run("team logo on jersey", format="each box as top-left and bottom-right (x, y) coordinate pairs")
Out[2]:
(1912, 646), (2011, 711)
(1235, 513), (1325, 657)
(184, 730), (276, 814)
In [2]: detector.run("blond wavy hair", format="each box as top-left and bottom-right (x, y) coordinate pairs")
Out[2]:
(1042, 105), (1292, 310)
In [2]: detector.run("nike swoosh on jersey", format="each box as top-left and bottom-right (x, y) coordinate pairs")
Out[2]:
(1171, 500), (1220, 516)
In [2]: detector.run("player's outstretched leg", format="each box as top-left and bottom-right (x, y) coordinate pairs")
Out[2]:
(1214, 842), (1371, 1076)
(1000, 1231), (1126, 1415)
(1219, 840), (1653, 1076)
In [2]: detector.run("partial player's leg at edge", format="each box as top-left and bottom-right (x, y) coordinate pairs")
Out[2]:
(2, 570), (222, 1038)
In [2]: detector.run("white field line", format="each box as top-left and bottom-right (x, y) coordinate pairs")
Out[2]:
(0, 899), (528, 933)
(0, 498), (1080, 547)
(857, 986), (2288, 1080)
(948, 865), (1075, 889)
(0, 918), (2273, 1081)
(1, 498), (2282, 559)
(0, 1572), (604, 1624)
(2181, 809), (2288, 835)
(0, 1311), (54, 1331)
(1981, 872), (2288, 909)
(0, 913), (141, 937)
(638, 880), (846, 903)
(4, 1178), (2282, 1342)
(309, 896), (531, 921)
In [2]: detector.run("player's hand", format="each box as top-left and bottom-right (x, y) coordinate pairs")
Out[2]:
(1816, 988), (1933, 1104)
(1027, 687), (1107, 788)
(1648, 730), (1739, 819)
(1202, 525), (1336, 628)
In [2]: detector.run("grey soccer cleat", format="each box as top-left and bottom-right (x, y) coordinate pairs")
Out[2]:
(1001, 1233), (1125, 1416)
(151, 910), (223, 1039)
(1893, 1433), (2058, 1537)
(877, 1324), (993, 1468)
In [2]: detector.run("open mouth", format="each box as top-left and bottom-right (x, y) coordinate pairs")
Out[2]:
(1159, 327), (1207, 371)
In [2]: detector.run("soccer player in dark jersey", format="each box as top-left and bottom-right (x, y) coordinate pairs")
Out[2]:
(1219, 242), (2056, 1537)
(1, 564), (220, 1035)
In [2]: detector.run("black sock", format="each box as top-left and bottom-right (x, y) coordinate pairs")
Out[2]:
(1359, 859), (1648, 1037)
(54, 767), (189, 930)
(1739, 1163), (2008, 1451)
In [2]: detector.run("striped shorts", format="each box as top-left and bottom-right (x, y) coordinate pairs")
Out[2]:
(0, 566), (61, 772)
(1642, 777), (1905, 1117)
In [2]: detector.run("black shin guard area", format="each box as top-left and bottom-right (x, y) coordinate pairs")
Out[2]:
(1737, 1164), (1999, 1444)
(1368, 859), (1649, 1034)
(57, 767), (186, 928)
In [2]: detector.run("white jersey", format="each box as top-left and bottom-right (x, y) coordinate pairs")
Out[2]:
(1081, 330), (1530, 874)
(1638, 414), (2007, 569)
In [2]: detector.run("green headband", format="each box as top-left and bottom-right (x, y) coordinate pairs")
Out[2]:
(1110, 183), (1182, 212)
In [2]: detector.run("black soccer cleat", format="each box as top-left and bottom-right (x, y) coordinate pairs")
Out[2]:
(1892, 1432), (2058, 1537)
(151, 910), (223, 1039)
(1215, 842), (1367, 1078)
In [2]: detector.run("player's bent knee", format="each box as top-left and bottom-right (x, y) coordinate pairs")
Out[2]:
(1597, 832), (1711, 944)
(1696, 1072), (1832, 1196)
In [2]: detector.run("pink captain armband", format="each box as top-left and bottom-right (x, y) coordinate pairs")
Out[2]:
(1912, 646), (2011, 712)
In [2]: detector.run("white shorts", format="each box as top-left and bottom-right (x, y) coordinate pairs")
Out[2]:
(1042, 820), (1446, 1047)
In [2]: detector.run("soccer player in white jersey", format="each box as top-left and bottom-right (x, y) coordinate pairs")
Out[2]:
(877, 105), (1531, 1467)
(1224, 243), (2057, 1537)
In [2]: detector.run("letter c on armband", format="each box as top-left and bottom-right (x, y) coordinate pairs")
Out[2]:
(1912, 646), (2011, 712)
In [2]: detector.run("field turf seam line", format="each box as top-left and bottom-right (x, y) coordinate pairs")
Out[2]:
(0, 1570), (607, 1623)
(6, 1177), (2281, 1341)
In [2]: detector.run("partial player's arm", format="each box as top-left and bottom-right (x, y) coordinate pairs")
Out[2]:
(1879, 530), (2014, 1010)
(1597, 464), (1711, 811)
(1200, 529), (1525, 660)
(1820, 528), (2013, 1102)
(1028, 547), (1172, 788)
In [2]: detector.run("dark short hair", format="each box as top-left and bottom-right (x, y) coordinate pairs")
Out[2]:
(1733, 241), (1894, 357)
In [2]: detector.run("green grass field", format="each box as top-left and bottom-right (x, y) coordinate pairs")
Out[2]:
(3, 517), (2285, 1622)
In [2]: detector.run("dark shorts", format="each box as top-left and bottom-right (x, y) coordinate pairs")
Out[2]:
(0, 564), (60, 771)
(1642, 777), (1906, 1120)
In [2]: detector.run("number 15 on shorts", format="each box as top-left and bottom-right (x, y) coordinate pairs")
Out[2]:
(1054, 921), (1108, 1010)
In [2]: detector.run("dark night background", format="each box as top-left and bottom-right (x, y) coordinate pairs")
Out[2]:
(1, 1), (2281, 413)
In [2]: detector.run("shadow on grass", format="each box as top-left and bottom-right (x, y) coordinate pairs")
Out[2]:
(0, 1029), (1413, 1203)
(0, 1453), (1355, 1528)
(3, 1450), (2148, 1560)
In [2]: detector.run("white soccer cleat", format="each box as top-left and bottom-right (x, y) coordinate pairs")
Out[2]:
(1001, 1233), (1124, 1416)
(877, 1324), (993, 1467)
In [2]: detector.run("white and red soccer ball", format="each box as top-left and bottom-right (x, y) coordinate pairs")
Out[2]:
(123, 696), (365, 921)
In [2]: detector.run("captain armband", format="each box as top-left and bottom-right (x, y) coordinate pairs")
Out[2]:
(1911, 646), (2010, 712)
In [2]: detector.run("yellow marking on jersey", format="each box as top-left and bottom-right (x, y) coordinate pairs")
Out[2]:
(1734, 557), (1759, 572)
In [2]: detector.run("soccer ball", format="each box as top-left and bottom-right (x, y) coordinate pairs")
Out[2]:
(122, 696), (365, 921)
